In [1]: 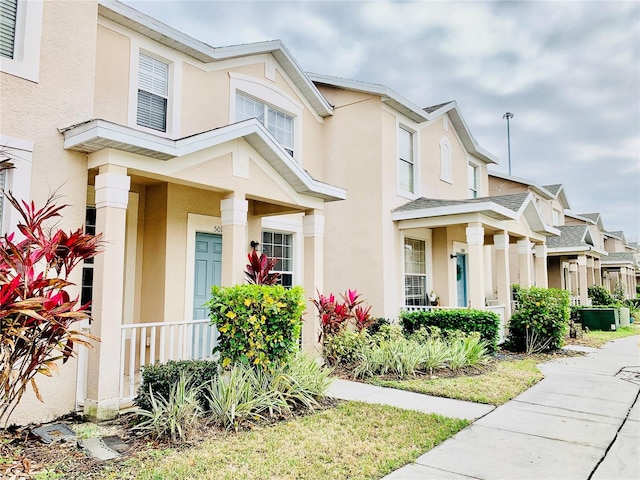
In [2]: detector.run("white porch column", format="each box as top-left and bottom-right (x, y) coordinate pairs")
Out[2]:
(586, 257), (595, 287)
(494, 233), (511, 319)
(594, 259), (602, 286)
(517, 238), (532, 287)
(302, 211), (324, 356)
(569, 262), (578, 296)
(85, 165), (130, 421)
(220, 195), (248, 286)
(466, 223), (485, 308)
(577, 255), (588, 305)
(534, 243), (548, 288)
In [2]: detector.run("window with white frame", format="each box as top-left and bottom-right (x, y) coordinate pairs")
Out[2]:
(261, 230), (293, 287)
(236, 93), (294, 156)
(0, 0), (17, 59)
(440, 137), (452, 183)
(552, 209), (560, 226)
(398, 127), (414, 194)
(468, 163), (478, 198)
(0, 0), (42, 82)
(404, 237), (427, 306)
(80, 206), (96, 310)
(137, 53), (169, 132)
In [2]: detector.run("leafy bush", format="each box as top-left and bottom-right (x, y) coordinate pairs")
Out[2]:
(588, 285), (615, 306)
(245, 251), (279, 285)
(135, 359), (218, 411)
(400, 309), (500, 352)
(447, 334), (490, 370)
(312, 289), (374, 342)
(0, 192), (102, 426)
(275, 352), (333, 410)
(208, 284), (305, 370)
(323, 330), (371, 366)
(507, 287), (570, 353)
(367, 317), (390, 336)
(132, 373), (203, 442)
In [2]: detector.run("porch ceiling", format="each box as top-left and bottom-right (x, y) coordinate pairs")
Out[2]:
(61, 119), (346, 202)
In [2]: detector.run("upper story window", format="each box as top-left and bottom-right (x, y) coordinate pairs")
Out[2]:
(137, 53), (169, 132)
(552, 209), (560, 226)
(0, 0), (17, 59)
(398, 127), (414, 194)
(236, 93), (293, 156)
(440, 137), (452, 183)
(0, 0), (43, 82)
(468, 163), (478, 198)
(261, 230), (293, 288)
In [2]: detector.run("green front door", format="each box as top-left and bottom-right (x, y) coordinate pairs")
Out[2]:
(192, 232), (222, 358)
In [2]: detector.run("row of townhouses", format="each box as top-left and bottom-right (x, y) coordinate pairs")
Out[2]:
(1, 0), (638, 425)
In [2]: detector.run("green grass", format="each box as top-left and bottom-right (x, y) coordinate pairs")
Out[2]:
(371, 357), (544, 405)
(574, 323), (640, 348)
(97, 402), (468, 480)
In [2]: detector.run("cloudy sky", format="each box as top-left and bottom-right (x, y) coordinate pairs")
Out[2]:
(125, 0), (640, 242)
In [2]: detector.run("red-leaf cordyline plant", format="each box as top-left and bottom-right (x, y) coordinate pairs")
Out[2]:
(244, 250), (280, 285)
(311, 289), (373, 342)
(0, 191), (102, 427)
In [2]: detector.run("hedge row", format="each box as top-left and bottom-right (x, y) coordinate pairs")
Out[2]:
(399, 309), (500, 352)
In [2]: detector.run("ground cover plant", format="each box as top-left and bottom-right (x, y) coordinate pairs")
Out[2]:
(0, 192), (101, 426)
(324, 325), (491, 379)
(565, 323), (640, 348)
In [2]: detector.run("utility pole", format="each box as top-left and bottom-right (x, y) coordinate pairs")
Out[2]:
(503, 112), (514, 175)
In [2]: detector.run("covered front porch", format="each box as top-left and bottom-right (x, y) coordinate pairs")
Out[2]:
(393, 192), (559, 341)
(63, 119), (345, 418)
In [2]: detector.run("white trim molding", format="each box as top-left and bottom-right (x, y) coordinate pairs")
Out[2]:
(0, 0), (43, 83)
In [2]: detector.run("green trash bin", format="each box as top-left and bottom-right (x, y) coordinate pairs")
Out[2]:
(579, 308), (619, 331)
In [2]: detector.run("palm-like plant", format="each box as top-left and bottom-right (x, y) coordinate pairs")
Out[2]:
(244, 250), (280, 285)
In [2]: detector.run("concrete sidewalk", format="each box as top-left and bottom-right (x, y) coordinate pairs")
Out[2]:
(380, 335), (640, 480)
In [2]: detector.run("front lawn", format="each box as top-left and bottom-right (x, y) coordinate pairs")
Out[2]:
(569, 323), (640, 348)
(370, 356), (544, 406)
(96, 402), (468, 480)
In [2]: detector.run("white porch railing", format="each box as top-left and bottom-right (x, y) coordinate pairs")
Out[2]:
(570, 296), (592, 307)
(403, 305), (507, 345)
(119, 319), (217, 403)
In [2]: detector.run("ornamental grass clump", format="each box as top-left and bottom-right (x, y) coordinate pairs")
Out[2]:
(0, 191), (102, 426)
(208, 284), (305, 371)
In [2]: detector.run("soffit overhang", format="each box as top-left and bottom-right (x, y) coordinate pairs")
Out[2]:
(61, 119), (346, 202)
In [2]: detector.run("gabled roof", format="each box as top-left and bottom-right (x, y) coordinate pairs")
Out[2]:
(565, 212), (596, 225)
(546, 225), (608, 255)
(489, 172), (571, 209)
(307, 73), (498, 165)
(61, 119), (346, 201)
(392, 192), (559, 236)
(98, 0), (333, 117)
(489, 171), (554, 200)
(577, 213), (605, 231)
(607, 231), (626, 242)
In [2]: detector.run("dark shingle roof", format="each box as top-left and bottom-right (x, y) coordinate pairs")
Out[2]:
(393, 192), (529, 214)
(543, 184), (562, 195)
(601, 252), (635, 264)
(423, 101), (454, 114)
(579, 213), (601, 222)
(546, 225), (589, 249)
(608, 230), (625, 239)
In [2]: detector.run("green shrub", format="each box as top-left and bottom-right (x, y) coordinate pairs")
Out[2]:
(447, 334), (490, 370)
(400, 309), (500, 352)
(323, 330), (371, 366)
(588, 285), (615, 306)
(135, 359), (218, 411)
(507, 287), (570, 352)
(132, 373), (203, 442)
(276, 352), (333, 410)
(367, 317), (391, 335)
(208, 284), (305, 370)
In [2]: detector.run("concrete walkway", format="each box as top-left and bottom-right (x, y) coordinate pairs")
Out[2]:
(329, 335), (640, 480)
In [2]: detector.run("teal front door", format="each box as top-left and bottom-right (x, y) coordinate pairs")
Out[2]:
(456, 254), (468, 308)
(192, 232), (222, 358)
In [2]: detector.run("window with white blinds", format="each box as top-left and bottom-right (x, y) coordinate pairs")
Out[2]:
(236, 93), (294, 156)
(137, 53), (169, 132)
(0, 0), (18, 59)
